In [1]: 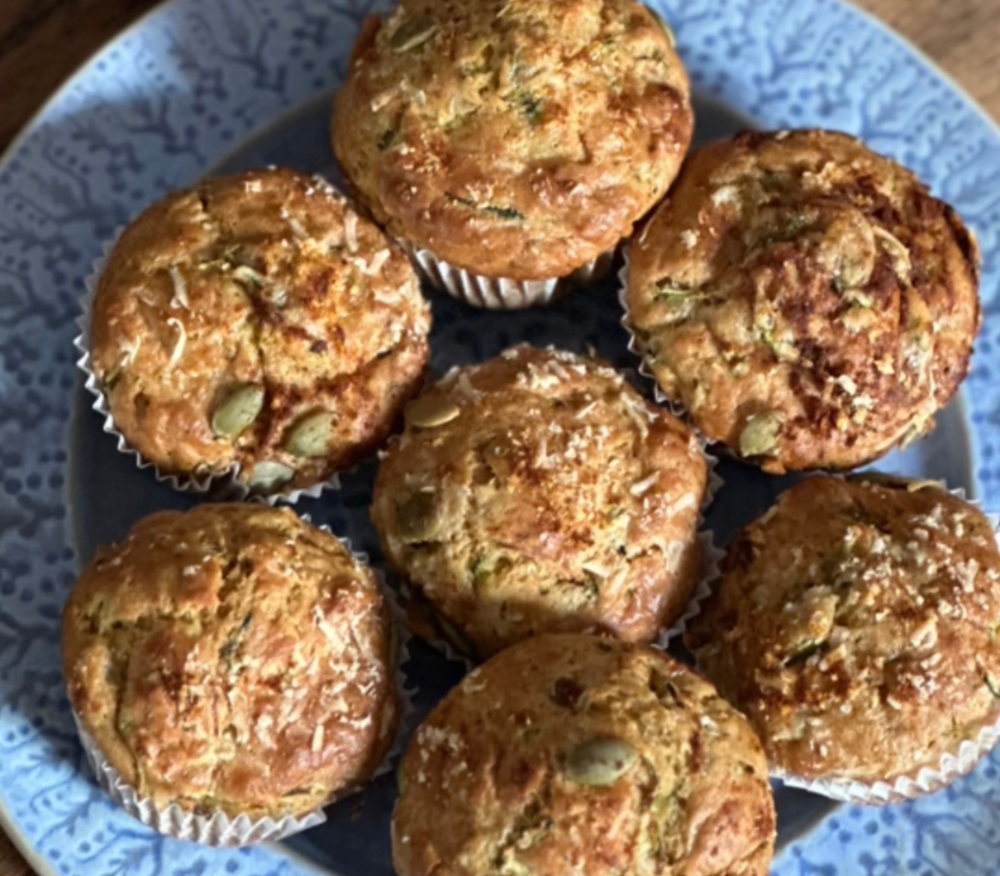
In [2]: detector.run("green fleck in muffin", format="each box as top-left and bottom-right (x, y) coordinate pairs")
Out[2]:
(88, 167), (431, 495)
(625, 129), (981, 473)
(333, 0), (692, 284)
(686, 475), (1000, 800)
(62, 504), (399, 821)
(372, 345), (707, 659)
(393, 634), (776, 876)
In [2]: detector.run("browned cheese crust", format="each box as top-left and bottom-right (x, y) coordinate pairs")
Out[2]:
(393, 634), (775, 876)
(332, 0), (692, 280)
(62, 504), (399, 819)
(626, 129), (981, 473)
(685, 476), (1000, 786)
(371, 345), (707, 659)
(89, 167), (431, 494)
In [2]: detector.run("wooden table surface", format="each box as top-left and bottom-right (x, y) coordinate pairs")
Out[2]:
(0, 0), (998, 873)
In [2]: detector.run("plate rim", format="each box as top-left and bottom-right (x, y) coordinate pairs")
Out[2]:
(0, 0), (998, 874)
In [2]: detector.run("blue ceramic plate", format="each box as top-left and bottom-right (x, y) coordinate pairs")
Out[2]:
(2, 1), (1000, 874)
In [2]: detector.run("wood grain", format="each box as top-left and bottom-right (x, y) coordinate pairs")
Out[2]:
(0, 0), (997, 874)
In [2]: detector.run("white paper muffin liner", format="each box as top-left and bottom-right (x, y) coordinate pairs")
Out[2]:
(769, 719), (1000, 805)
(74, 224), (341, 504)
(401, 240), (614, 310)
(70, 526), (415, 846)
(72, 715), (326, 846)
(696, 478), (1000, 805)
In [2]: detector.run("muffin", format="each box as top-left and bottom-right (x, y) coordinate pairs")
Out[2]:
(685, 475), (1000, 801)
(62, 504), (400, 833)
(625, 129), (981, 473)
(393, 634), (776, 876)
(371, 345), (708, 659)
(87, 167), (431, 496)
(332, 0), (692, 303)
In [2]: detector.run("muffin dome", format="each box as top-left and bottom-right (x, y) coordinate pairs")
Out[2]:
(625, 129), (981, 473)
(333, 0), (692, 281)
(62, 504), (399, 819)
(685, 476), (1000, 793)
(89, 167), (431, 495)
(393, 634), (776, 876)
(371, 345), (707, 658)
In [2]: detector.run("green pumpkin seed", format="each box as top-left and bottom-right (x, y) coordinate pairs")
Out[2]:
(405, 394), (461, 429)
(246, 461), (294, 492)
(212, 385), (265, 438)
(739, 411), (783, 458)
(389, 16), (438, 53)
(563, 738), (638, 786)
(872, 226), (912, 281)
(395, 490), (441, 542)
(837, 251), (874, 290)
(284, 410), (333, 457)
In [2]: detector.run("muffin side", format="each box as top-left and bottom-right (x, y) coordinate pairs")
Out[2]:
(372, 345), (708, 658)
(686, 476), (1000, 787)
(626, 129), (981, 472)
(62, 504), (400, 819)
(333, 0), (692, 281)
(89, 167), (431, 494)
(393, 634), (776, 876)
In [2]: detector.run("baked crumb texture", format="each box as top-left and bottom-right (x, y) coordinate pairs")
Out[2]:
(626, 129), (981, 473)
(62, 504), (400, 819)
(686, 476), (1000, 787)
(372, 345), (708, 659)
(89, 167), (431, 494)
(393, 634), (776, 876)
(333, 0), (692, 281)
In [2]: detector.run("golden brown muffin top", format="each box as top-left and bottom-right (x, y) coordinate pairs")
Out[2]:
(62, 504), (399, 819)
(393, 634), (775, 876)
(333, 0), (692, 280)
(90, 167), (431, 494)
(626, 129), (981, 473)
(686, 476), (1000, 786)
(371, 345), (707, 658)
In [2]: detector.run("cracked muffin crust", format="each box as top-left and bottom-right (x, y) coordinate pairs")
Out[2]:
(625, 129), (981, 473)
(62, 504), (400, 819)
(685, 476), (1000, 789)
(89, 167), (431, 495)
(393, 634), (776, 876)
(332, 0), (692, 281)
(371, 345), (708, 659)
